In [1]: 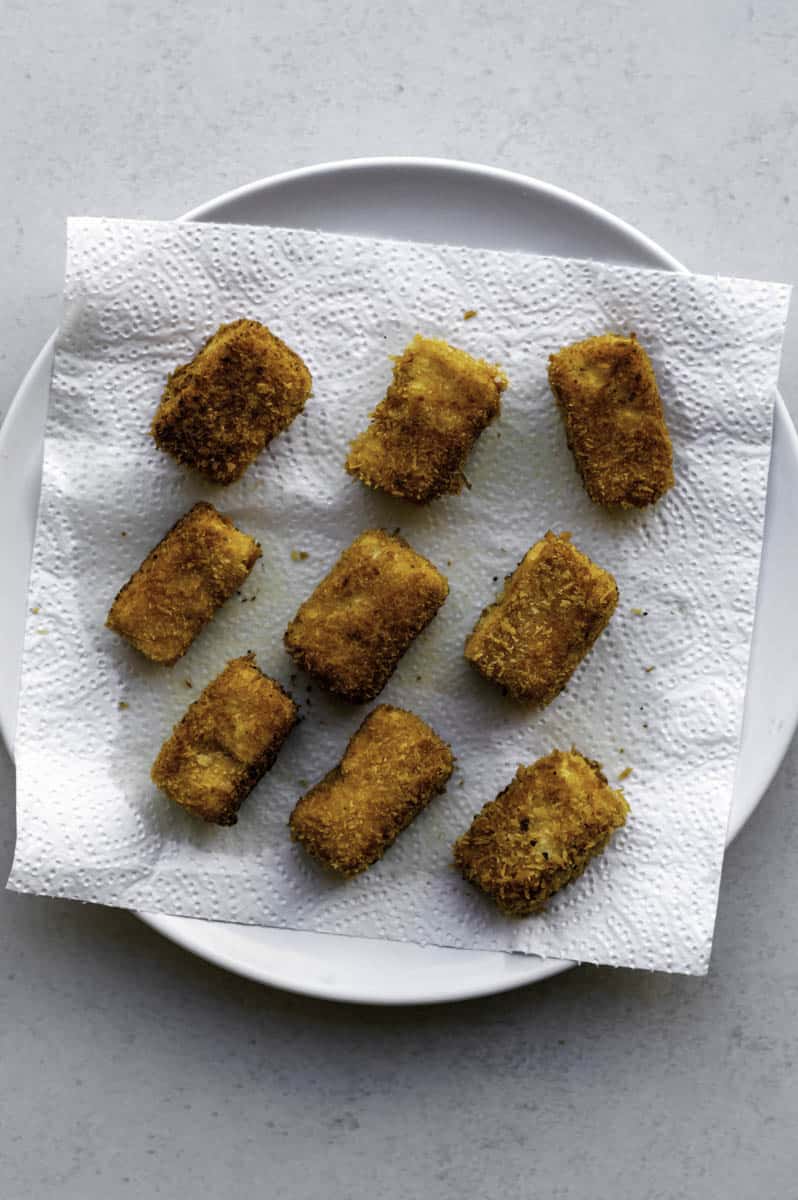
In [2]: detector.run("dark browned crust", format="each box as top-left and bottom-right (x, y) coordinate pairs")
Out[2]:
(453, 748), (629, 914)
(151, 654), (298, 825)
(464, 531), (617, 704)
(345, 334), (507, 503)
(284, 529), (449, 702)
(289, 704), (454, 874)
(548, 332), (674, 508)
(152, 318), (312, 485)
(106, 501), (261, 666)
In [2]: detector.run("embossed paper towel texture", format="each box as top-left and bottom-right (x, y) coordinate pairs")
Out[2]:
(9, 218), (791, 973)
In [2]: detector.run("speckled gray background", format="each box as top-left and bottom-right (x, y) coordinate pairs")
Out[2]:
(2, 2), (797, 1196)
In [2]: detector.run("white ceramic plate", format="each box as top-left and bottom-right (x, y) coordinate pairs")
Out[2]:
(3, 158), (798, 1005)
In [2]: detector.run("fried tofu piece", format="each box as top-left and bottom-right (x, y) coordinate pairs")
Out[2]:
(152, 318), (312, 484)
(106, 502), (260, 666)
(345, 334), (507, 502)
(453, 749), (629, 914)
(284, 529), (448, 702)
(151, 654), (298, 825)
(289, 705), (454, 875)
(548, 332), (674, 508)
(464, 531), (617, 704)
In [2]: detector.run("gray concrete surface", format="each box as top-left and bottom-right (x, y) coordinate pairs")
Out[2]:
(2, 2), (797, 1196)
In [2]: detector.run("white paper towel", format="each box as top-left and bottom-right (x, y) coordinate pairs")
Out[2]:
(8, 217), (792, 974)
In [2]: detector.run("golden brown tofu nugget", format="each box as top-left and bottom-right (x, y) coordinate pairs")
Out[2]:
(464, 532), (617, 704)
(345, 334), (507, 502)
(106, 502), (261, 666)
(548, 332), (674, 508)
(290, 705), (454, 875)
(152, 655), (298, 825)
(454, 749), (629, 915)
(284, 529), (448, 702)
(152, 318), (312, 484)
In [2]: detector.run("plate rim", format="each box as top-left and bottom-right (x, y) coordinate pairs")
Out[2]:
(181, 154), (689, 271)
(3, 155), (795, 1004)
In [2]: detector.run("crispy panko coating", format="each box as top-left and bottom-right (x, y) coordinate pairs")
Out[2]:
(453, 748), (629, 914)
(106, 502), (260, 666)
(152, 318), (312, 484)
(464, 531), (617, 704)
(548, 332), (674, 508)
(284, 529), (449, 702)
(289, 704), (454, 875)
(151, 654), (298, 825)
(345, 334), (507, 502)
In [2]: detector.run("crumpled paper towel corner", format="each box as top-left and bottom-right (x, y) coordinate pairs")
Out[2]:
(8, 216), (792, 974)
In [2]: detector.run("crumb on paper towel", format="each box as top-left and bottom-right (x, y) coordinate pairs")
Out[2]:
(618, 767), (633, 781)
(30, 606), (40, 615)
(463, 309), (478, 320)
(118, 701), (129, 711)
(644, 665), (656, 673)
(290, 549), (309, 562)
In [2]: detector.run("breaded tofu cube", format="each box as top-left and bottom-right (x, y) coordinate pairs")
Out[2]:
(106, 501), (260, 666)
(289, 704), (454, 875)
(152, 318), (312, 484)
(284, 529), (448, 702)
(345, 334), (507, 502)
(464, 531), (617, 704)
(453, 749), (629, 914)
(151, 654), (298, 825)
(548, 332), (674, 508)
